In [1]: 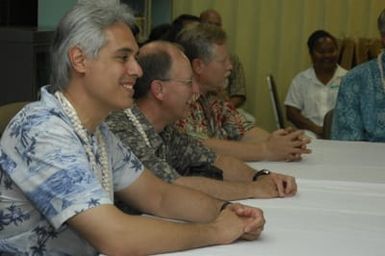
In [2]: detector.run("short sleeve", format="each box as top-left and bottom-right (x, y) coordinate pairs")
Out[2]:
(284, 74), (305, 110)
(1, 113), (116, 229)
(102, 124), (144, 191)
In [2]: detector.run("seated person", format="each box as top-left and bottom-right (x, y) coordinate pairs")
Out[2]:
(106, 41), (297, 201)
(285, 30), (347, 138)
(0, 2), (264, 255)
(175, 23), (311, 162)
(200, 9), (256, 124)
(331, 9), (385, 142)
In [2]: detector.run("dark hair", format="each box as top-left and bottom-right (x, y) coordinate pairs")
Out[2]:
(307, 30), (337, 53)
(131, 23), (140, 37)
(134, 48), (172, 99)
(163, 14), (200, 42)
(147, 23), (171, 42)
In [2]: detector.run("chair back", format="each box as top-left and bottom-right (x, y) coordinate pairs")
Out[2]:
(266, 74), (285, 129)
(0, 101), (29, 135)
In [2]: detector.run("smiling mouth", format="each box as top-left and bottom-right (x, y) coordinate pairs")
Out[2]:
(122, 83), (134, 90)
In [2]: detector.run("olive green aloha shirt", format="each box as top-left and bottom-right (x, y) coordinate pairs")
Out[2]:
(106, 106), (217, 182)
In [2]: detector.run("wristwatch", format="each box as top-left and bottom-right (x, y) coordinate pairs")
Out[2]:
(252, 169), (271, 181)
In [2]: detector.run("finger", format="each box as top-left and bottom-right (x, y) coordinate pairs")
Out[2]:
(235, 206), (263, 218)
(286, 153), (300, 162)
(273, 176), (286, 197)
(287, 129), (305, 140)
(284, 126), (296, 133)
(241, 230), (262, 241)
(244, 217), (265, 233)
(285, 177), (298, 196)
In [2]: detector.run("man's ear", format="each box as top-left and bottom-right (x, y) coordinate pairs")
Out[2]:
(68, 46), (87, 73)
(191, 58), (205, 75)
(150, 80), (165, 100)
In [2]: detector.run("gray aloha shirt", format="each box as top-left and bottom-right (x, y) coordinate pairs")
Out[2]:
(106, 106), (217, 183)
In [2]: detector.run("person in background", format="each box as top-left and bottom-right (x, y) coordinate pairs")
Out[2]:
(200, 9), (255, 124)
(0, 1), (264, 255)
(146, 23), (171, 42)
(331, 9), (385, 142)
(107, 40), (297, 201)
(285, 30), (347, 138)
(175, 23), (311, 162)
(163, 14), (200, 42)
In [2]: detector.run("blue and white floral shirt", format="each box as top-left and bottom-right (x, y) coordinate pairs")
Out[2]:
(0, 86), (144, 255)
(331, 53), (385, 142)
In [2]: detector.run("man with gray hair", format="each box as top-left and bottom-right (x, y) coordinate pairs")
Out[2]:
(175, 23), (311, 162)
(0, 1), (264, 255)
(331, 8), (385, 141)
(107, 40), (297, 201)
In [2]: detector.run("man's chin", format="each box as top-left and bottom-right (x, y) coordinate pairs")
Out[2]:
(117, 100), (134, 111)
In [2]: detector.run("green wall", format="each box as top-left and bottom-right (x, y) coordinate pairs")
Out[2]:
(38, 0), (77, 28)
(38, 0), (172, 30)
(151, 0), (172, 28)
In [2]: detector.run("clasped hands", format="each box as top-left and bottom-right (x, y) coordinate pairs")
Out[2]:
(215, 203), (265, 243)
(251, 171), (297, 198)
(265, 127), (311, 161)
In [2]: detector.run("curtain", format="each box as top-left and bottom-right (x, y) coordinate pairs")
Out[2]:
(172, 0), (384, 131)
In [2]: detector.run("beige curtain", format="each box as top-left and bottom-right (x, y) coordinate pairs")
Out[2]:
(172, 0), (384, 131)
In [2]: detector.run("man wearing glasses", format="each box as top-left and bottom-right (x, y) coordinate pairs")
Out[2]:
(106, 41), (297, 202)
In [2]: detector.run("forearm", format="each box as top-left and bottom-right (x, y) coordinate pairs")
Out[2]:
(157, 180), (224, 222)
(286, 106), (322, 135)
(214, 154), (255, 181)
(202, 138), (268, 161)
(174, 176), (254, 201)
(241, 127), (270, 143)
(118, 171), (224, 223)
(69, 205), (221, 256)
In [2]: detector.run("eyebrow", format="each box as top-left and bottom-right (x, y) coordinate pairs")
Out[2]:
(116, 47), (137, 55)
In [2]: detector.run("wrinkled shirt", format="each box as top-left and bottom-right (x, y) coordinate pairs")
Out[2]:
(0, 86), (144, 255)
(106, 106), (216, 183)
(331, 54), (385, 142)
(175, 92), (255, 141)
(285, 65), (347, 126)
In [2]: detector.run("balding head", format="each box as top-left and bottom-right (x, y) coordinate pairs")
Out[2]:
(200, 9), (222, 27)
(134, 41), (189, 99)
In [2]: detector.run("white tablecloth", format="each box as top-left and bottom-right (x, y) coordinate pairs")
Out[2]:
(251, 139), (385, 183)
(159, 140), (385, 256)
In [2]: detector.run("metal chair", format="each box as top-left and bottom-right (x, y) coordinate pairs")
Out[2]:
(266, 74), (285, 129)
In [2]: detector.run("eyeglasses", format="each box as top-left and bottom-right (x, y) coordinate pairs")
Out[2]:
(160, 79), (193, 87)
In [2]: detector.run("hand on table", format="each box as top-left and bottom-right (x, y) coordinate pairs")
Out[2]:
(264, 128), (311, 161)
(251, 172), (297, 198)
(213, 203), (265, 243)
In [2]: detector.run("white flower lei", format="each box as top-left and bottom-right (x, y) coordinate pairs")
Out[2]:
(124, 108), (151, 147)
(55, 91), (113, 200)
